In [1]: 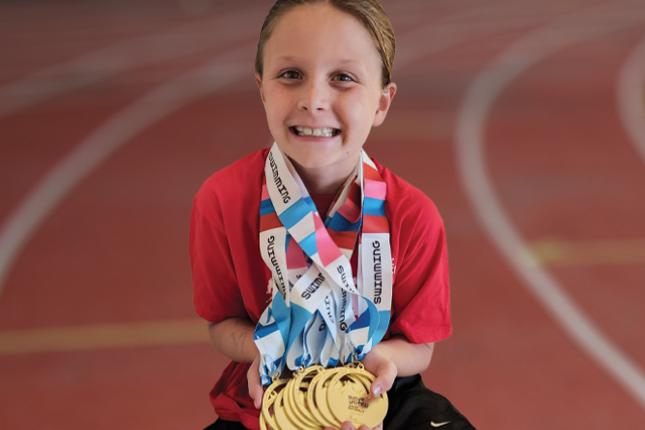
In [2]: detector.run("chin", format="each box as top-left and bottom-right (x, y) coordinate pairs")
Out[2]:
(277, 144), (333, 167)
(288, 153), (337, 170)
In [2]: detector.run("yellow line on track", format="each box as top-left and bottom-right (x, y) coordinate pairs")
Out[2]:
(0, 318), (209, 355)
(530, 238), (645, 265)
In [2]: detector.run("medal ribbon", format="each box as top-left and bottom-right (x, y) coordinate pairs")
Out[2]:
(254, 144), (392, 385)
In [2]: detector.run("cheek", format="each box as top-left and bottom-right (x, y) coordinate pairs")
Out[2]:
(264, 100), (288, 133)
(339, 92), (377, 127)
(263, 86), (290, 114)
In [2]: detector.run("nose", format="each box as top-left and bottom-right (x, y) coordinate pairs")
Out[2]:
(297, 79), (329, 112)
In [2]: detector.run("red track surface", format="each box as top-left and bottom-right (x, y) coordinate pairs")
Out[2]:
(1, 1), (645, 428)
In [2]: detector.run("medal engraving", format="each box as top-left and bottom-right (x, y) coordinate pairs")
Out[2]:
(327, 367), (388, 428)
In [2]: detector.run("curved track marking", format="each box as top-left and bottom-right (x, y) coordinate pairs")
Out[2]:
(0, 4), (260, 118)
(395, 2), (503, 65)
(618, 32), (645, 164)
(0, 47), (250, 295)
(456, 4), (645, 407)
(395, 1), (550, 66)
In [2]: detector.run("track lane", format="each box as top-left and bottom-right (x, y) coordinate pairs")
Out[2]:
(0, 345), (219, 429)
(455, 0), (645, 424)
(0, 3), (265, 118)
(484, 24), (645, 372)
(0, 0), (239, 86)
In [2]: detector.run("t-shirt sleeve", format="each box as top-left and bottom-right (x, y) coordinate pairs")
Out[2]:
(189, 180), (247, 323)
(388, 194), (452, 344)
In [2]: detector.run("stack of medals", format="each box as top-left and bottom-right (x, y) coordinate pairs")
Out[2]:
(256, 145), (393, 430)
(260, 364), (388, 430)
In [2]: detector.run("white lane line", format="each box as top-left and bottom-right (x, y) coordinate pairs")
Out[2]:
(0, 4), (260, 118)
(0, 46), (251, 295)
(456, 3), (645, 408)
(395, 1), (549, 67)
(618, 32), (645, 164)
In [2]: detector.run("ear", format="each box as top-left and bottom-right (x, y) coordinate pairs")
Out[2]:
(372, 82), (397, 127)
(255, 73), (266, 104)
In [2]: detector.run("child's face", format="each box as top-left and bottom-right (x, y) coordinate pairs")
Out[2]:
(256, 3), (396, 179)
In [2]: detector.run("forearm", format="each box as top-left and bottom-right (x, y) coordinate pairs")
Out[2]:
(207, 317), (258, 363)
(371, 336), (434, 377)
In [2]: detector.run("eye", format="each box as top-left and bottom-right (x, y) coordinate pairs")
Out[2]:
(331, 73), (356, 83)
(278, 70), (302, 80)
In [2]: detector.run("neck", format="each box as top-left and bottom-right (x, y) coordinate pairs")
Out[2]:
(291, 156), (360, 195)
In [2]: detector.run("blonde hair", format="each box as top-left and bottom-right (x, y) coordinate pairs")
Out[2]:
(255, 0), (395, 86)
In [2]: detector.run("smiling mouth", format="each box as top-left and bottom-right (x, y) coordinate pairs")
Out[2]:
(289, 126), (341, 137)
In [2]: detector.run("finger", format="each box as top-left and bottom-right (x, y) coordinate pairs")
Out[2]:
(340, 421), (356, 430)
(370, 360), (396, 398)
(247, 365), (263, 409)
(248, 382), (263, 409)
(249, 382), (264, 409)
(248, 378), (263, 409)
(358, 426), (371, 430)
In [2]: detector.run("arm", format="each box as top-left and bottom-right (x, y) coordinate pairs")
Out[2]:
(207, 317), (257, 363)
(208, 317), (265, 409)
(362, 335), (434, 397)
(369, 335), (434, 377)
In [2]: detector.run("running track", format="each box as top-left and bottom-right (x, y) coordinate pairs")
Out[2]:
(1, 1), (644, 428)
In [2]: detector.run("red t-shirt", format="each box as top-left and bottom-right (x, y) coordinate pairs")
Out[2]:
(190, 148), (452, 429)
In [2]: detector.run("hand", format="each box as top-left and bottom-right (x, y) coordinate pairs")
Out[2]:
(362, 344), (397, 399)
(322, 347), (396, 430)
(247, 354), (264, 409)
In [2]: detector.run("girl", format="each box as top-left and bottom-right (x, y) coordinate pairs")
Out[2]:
(190, 1), (475, 429)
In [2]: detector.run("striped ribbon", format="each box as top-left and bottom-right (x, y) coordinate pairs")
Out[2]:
(254, 144), (393, 385)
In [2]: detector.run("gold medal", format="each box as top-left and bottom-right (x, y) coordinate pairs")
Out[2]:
(284, 366), (323, 429)
(261, 378), (288, 430)
(305, 367), (334, 427)
(312, 367), (344, 428)
(260, 363), (387, 429)
(327, 367), (388, 428)
(273, 388), (300, 430)
(279, 375), (317, 430)
(343, 363), (380, 394)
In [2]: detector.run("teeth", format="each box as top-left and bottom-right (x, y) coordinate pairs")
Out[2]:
(294, 126), (337, 137)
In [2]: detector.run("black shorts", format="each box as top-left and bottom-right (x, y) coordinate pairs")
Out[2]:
(204, 374), (476, 430)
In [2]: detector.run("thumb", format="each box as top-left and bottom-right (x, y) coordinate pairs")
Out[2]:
(250, 382), (264, 409)
(247, 360), (264, 409)
(370, 360), (396, 398)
